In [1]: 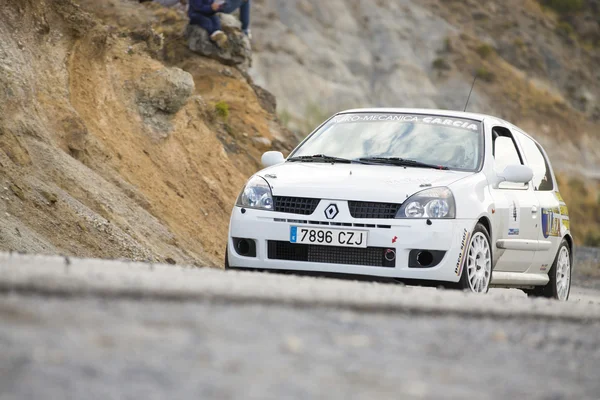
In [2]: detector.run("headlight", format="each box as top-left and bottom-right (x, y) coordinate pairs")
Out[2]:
(236, 176), (274, 210)
(396, 187), (455, 219)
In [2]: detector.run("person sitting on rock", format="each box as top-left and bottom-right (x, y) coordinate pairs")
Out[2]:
(188, 0), (228, 48)
(219, 0), (251, 39)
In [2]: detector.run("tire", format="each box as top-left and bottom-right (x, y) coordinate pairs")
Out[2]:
(224, 245), (230, 270)
(524, 240), (571, 301)
(456, 223), (493, 293)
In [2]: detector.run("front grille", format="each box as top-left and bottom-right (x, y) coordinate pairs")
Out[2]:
(274, 196), (320, 215)
(268, 241), (394, 267)
(348, 201), (402, 219)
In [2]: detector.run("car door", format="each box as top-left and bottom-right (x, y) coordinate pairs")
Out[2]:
(515, 132), (564, 273)
(489, 126), (540, 273)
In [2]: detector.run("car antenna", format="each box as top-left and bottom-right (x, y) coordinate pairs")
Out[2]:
(463, 73), (478, 112)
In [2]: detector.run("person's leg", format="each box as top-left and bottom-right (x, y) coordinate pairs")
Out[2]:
(208, 14), (228, 47)
(239, 0), (250, 34)
(220, 0), (242, 14)
(190, 13), (216, 34)
(210, 14), (222, 33)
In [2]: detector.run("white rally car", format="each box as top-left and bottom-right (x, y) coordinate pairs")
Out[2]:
(227, 109), (573, 300)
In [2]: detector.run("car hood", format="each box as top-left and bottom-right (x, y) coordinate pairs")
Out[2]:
(260, 163), (472, 202)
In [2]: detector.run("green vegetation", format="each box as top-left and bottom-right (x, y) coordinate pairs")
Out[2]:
(432, 57), (451, 71)
(475, 67), (495, 83)
(443, 37), (453, 52)
(513, 38), (526, 49)
(540, 0), (584, 14)
(555, 21), (575, 37)
(214, 101), (230, 119)
(475, 44), (494, 59)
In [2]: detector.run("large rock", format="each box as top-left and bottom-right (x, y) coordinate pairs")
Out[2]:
(135, 67), (195, 136)
(136, 67), (195, 115)
(185, 14), (252, 70)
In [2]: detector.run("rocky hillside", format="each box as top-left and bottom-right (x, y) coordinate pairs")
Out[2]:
(0, 0), (294, 266)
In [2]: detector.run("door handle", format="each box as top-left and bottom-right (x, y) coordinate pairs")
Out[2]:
(531, 206), (538, 214)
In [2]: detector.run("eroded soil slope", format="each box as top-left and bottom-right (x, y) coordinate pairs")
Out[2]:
(0, 0), (294, 266)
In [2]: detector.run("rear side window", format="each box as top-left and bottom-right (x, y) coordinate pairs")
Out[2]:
(518, 134), (554, 191)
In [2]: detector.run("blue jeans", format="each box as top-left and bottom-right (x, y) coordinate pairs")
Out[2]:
(189, 13), (221, 35)
(220, 0), (250, 33)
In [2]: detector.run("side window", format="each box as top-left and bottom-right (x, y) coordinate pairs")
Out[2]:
(518, 134), (554, 191)
(492, 127), (526, 190)
(492, 127), (523, 173)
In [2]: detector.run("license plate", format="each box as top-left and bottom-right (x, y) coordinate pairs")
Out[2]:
(290, 226), (368, 248)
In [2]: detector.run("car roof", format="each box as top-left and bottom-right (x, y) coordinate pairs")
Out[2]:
(338, 108), (496, 123)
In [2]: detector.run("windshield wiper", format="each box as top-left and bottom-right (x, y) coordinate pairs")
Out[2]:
(358, 157), (449, 170)
(288, 154), (361, 164)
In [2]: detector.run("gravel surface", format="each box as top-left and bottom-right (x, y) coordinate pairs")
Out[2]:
(1, 296), (600, 400)
(1, 253), (600, 400)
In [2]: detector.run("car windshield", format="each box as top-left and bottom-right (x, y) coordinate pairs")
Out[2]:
(291, 113), (484, 171)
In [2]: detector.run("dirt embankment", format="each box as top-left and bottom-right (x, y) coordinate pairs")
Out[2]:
(0, 0), (295, 266)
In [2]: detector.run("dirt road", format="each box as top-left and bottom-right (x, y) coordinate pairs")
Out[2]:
(1, 253), (599, 399)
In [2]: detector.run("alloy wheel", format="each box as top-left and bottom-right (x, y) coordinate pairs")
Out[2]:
(555, 246), (571, 301)
(466, 232), (492, 293)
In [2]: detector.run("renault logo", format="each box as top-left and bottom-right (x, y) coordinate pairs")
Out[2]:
(324, 204), (339, 220)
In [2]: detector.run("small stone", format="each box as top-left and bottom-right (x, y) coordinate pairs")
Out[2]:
(165, 257), (176, 265)
(492, 330), (507, 342)
(252, 137), (272, 149)
(283, 336), (303, 354)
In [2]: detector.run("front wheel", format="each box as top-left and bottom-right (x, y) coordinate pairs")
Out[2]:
(524, 240), (571, 301)
(456, 223), (493, 293)
(224, 246), (230, 270)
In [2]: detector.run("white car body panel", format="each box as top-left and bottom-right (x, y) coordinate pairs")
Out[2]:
(227, 108), (573, 288)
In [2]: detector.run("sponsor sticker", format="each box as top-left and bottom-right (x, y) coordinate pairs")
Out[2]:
(508, 199), (520, 236)
(541, 208), (561, 238)
(331, 114), (481, 132)
(559, 204), (569, 217)
(555, 192), (565, 203)
(455, 229), (471, 276)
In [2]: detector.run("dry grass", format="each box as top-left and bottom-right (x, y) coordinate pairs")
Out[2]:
(557, 174), (600, 246)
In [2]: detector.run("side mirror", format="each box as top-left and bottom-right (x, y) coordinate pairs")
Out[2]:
(261, 151), (285, 168)
(498, 164), (533, 184)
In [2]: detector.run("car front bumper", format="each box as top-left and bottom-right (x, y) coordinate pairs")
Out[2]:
(228, 207), (477, 283)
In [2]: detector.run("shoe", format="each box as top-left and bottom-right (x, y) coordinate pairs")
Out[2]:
(243, 29), (252, 40)
(210, 30), (228, 48)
